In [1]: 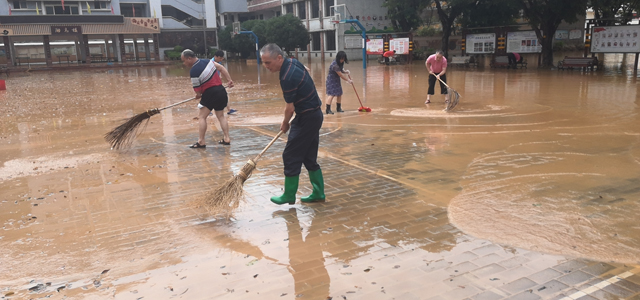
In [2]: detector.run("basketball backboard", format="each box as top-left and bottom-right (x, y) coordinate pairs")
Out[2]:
(232, 22), (241, 35)
(330, 4), (346, 23)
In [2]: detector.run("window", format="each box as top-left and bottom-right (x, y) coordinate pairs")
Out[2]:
(45, 6), (80, 15)
(120, 4), (145, 17)
(285, 3), (293, 15)
(94, 2), (108, 9)
(311, 32), (321, 51)
(12, 1), (26, 9)
(324, 0), (334, 17)
(325, 30), (336, 51)
(276, 11), (281, 17)
(311, 0), (319, 18)
(297, 1), (305, 19)
(259, 14), (263, 20)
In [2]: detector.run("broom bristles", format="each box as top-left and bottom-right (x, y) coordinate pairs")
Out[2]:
(105, 109), (160, 149)
(445, 87), (461, 111)
(195, 159), (257, 217)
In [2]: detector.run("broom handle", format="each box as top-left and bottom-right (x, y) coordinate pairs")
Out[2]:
(347, 74), (365, 107)
(157, 97), (197, 111)
(435, 75), (451, 89)
(252, 130), (286, 162)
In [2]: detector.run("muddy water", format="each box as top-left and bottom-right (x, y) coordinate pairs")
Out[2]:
(1, 60), (640, 298)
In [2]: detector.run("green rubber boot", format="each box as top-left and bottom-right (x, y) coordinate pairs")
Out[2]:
(271, 176), (299, 205)
(301, 169), (325, 203)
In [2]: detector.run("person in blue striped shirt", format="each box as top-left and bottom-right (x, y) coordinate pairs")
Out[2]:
(260, 43), (325, 205)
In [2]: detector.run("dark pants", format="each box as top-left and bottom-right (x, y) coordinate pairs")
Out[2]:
(428, 73), (447, 95)
(283, 108), (324, 177)
(384, 56), (390, 65)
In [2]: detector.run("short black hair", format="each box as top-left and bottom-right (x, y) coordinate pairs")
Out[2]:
(214, 50), (224, 57)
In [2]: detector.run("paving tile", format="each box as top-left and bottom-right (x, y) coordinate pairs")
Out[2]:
(580, 262), (617, 276)
(614, 279), (640, 294)
(493, 266), (536, 284)
(556, 270), (595, 286)
(472, 243), (507, 257)
(553, 260), (590, 274)
(471, 263), (508, 279)
(587, 288), (619, 299)
(498, 256), (531, 269)
(471, 289), (507, 300)
(574, 295), (598, 300)
(445, 261), (481, 275)
(504, 291), (541, 300)
(500, 277), (538, 294)
(534, 280), (570, 298)
(472, 253), (506, 268)
(601, 283), (634, 298)
(528, 268), (564, 284)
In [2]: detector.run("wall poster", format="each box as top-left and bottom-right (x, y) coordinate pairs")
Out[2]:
(506, 31), (542, 53)
(591, 25), (640, 53)
(465, 33), (495, 54)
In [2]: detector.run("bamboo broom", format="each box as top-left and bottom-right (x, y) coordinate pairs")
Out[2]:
(105, 97), (197, 149)
(197, 129), (286, 216)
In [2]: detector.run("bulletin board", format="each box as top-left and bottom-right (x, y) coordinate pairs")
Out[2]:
(591, 25), (640, 53)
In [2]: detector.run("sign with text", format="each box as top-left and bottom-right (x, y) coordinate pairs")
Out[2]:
(466, 33), (495, 54)
(555, 30), (568, 40)
(390, 37), (409, 55)
(366, 39), (384, 55)
(344, 36), (363, 49)
(130, 18), (159, 30)
(591, 25), (640, 53)
(569, 29), (582, 40)
(507, 31), (541, 53)
(51, 26), (82, 35)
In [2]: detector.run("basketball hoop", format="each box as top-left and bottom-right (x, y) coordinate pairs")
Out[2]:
(232, 22), (241, 36)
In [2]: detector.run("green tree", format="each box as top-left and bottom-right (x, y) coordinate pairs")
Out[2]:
(265, 14), (311, 55)
(218, 26), (239, 53)
(383, 0), (430, 32)
(459, 0), (520, 28)
(519, 0), (588, 67)
(433, 0), (476, 58)
(589, 0), (640, 25)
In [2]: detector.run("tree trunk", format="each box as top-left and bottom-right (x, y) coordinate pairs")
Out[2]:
(442, 25), (452, 58)
(541, 36), (554, 67)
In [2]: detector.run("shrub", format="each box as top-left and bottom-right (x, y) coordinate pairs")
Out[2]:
(415, 26), (439, 37)
(165, 45), (184, 60)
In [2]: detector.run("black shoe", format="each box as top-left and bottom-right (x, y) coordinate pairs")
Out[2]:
(326, 104), (334, 115)
(336, 103), (344, 112)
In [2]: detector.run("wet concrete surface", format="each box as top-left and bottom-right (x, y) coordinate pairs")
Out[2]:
(1, 58), (640, 299)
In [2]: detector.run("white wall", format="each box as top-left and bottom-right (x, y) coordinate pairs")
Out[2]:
(149, 0), (163, 27)
(205, 0), (217, 28)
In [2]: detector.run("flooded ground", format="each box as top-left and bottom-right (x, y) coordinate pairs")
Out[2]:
(1, 56), (640, 299)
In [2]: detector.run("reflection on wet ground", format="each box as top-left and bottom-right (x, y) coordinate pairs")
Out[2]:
(1, 60), (640, 299)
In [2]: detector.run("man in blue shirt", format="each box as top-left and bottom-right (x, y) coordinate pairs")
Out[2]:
(260, 43), (325, 205)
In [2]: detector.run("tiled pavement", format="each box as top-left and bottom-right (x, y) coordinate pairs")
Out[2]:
(2, 117), (640, 300)
(1, 65), (640, 300)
